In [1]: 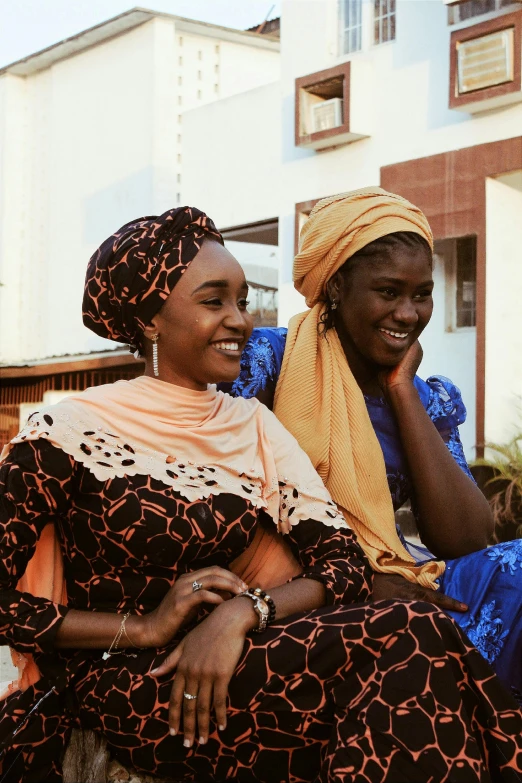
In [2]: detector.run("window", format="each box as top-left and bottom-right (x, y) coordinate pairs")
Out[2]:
(445, 236), (477, 330)
(177, 133), (182, 143)
(214, 64), (219, 74)
(177, 153), (181, 163)
(449, 10), (522, 112)
(178, 56), (183, 66)
(457, 27), (514, 93)
(178, 96), (182, 106)
(295, 62), (370, 150)
(178, 36), (183, 46)
(198, 70), (202, 80)
(197, 89), (202, 99)
(176, 192), (181, 204)
(178, 75), (182, 86)
(448, 0), (517, 25)
(214, 84), (219, 93)
(215, 44), (220, 54)
(177, 173), (181, 184)
(339, 0), (362, 54)
(198, 50), (202, 60)
(374, 0), (396, 44)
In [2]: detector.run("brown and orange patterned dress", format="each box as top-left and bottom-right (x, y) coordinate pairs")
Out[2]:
(0, 381), (521, 783)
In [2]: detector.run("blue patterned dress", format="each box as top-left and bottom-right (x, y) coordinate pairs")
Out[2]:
(221, 327), (522, 703)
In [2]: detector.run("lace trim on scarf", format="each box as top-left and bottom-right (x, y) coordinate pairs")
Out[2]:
(11, 411), (347, 534)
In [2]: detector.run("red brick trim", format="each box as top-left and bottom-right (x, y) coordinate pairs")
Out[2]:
(380, 136), (522, 453)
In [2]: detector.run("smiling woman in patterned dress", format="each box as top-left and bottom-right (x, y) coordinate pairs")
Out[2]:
(223, 187), (522, 705)
(0, 206), (521, 783)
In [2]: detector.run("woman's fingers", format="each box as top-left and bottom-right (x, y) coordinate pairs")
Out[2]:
(194, 680), (213, 745)
(430, 591), (468, 613)
(151, 646), (182, 677)
(184, 566), (248, 593)
(186, 568), (248, 597)
(213, 677), (229, 732)
(168, 671), (185, 737)
(180, 676), (199, 748)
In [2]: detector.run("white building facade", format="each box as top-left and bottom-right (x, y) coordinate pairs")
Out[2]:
(0, 9), (279, 365)
(183, 0), (522, 458)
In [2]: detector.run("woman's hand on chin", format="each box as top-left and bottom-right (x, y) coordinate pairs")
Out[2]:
(132, 566), (248, 649)
(150, 598), (256, 747)
(372, 573), (468, 613)
(378, 340), (423, 398)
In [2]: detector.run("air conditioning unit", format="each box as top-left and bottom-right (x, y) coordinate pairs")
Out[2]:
(311, 98), (344, 133)
(457, 28), (514, 94)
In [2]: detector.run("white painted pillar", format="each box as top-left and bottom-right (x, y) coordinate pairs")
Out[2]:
(485, 175), (522, 447)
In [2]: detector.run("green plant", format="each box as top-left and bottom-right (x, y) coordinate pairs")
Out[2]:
(473, 433), (522, 540)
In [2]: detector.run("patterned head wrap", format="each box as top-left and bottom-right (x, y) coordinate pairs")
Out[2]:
(82, 206), (223, 349)
(294, 186), (433, 307)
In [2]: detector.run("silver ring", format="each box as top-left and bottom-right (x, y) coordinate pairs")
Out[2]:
(184, 692), (197, 700)
(192, 580), (203, 593)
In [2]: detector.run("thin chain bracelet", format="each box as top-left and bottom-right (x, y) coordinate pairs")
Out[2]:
(103, 612), (138, 660)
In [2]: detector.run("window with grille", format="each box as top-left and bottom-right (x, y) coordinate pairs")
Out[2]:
(374, 0), (396, 44)
(339, 0), (362, 54)
(448, 0), (517, 25)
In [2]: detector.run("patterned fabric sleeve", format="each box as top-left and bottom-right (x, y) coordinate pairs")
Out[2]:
(285, 518), (373, 606)
(261, 406), (373, 606)
(425, 375), (475, 482)
(0, 440), (72, 653)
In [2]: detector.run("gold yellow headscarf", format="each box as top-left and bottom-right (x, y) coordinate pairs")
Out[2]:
(274, 187), (444, 588)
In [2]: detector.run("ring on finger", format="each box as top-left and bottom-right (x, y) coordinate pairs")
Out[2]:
(192, 580), (203, 593)
(183, 692), (197, 700)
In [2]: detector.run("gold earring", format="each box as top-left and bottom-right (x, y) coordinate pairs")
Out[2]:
(151, 334), (159, 377)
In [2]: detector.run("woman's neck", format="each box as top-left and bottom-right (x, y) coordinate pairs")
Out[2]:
(334, 330), (383, 397)
(142, 360), (208, 391)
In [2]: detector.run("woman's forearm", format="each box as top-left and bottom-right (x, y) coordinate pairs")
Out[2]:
(54, 608), (148, 649)
(54, 579), (326, 650)
(388, 384), (493, 559)
(216, 577), (326, 635)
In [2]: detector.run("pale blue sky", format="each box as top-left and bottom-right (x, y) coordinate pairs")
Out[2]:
(0, 0), (282, 69)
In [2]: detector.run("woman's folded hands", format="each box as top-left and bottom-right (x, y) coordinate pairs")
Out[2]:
(133, 566), (248, 649)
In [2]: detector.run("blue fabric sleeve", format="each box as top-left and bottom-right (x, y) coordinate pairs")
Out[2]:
(424, 375), (475, 482)
(229, 327), (287, 399)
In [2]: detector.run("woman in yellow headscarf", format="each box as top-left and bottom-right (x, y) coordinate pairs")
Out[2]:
(226, 187), (522, 703)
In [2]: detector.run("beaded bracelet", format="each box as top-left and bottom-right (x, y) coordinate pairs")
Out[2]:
(249, 587), (276, 623)
(236, 588), (276, 633)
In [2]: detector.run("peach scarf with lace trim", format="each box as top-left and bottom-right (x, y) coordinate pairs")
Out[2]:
(0, 375), (344, 696)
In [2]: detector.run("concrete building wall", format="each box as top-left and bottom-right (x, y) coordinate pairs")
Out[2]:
(0, 16), (279, 364)
(183, 81), (281, 228)
(277, 0), (522, 326)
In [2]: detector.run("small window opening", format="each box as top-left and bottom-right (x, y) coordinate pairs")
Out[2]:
(299, 76), (344, 137)
(444, 236), (477, 330)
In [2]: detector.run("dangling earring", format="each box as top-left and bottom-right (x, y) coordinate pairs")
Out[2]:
(151, 333), (159, 377)
(330, 300), (338, 310)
